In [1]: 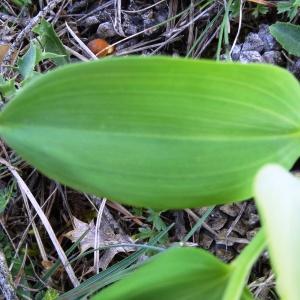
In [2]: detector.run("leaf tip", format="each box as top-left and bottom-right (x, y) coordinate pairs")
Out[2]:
(254, 164), (287, 198)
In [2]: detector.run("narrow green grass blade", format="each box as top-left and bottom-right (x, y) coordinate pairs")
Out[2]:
(1, 57), (300, 209)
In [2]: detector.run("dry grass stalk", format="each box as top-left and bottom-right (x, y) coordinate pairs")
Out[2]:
(93, 198), (107, 274)
(0, 158), (80, 287)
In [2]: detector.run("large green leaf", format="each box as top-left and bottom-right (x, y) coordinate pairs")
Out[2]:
(92, 247), (252, 300)
(270, 22), (300, 56)
(254, 165), (300, 300)
(0, 57), (300, 209)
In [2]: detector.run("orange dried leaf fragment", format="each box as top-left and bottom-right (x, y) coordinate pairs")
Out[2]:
(87, 39), (114, 57)
(0, 44), (10, 63)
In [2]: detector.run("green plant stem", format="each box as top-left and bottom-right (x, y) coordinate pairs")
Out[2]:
(222, 228), (267, 300)
(216, 0), (234, 60)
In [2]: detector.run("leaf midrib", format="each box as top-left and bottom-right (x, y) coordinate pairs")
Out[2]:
(2, 123), (300, 142)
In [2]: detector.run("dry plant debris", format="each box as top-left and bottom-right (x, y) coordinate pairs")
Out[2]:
(64, 208), (134, 271)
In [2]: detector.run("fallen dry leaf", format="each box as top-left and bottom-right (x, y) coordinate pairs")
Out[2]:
(64, 208), (134, 270)
(0, 44), (9, 64)
(0, 43), (18, 64)
(64, 217), (95, 253)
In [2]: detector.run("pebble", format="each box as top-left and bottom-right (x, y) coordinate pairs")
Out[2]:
(262, 50), (283, 65)
(231, 44), (242, 61)
(84, 16), (99, 27)
(242, 33), (264, 53)
(97, 22), (116, 38)
(240, 50), (263, 63)
(258, 24), (280, 51)
(124, 24), (138, 35)
(230, 24), (283, 64)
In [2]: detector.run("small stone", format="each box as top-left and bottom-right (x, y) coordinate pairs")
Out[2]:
(240, 51), (263, 63)
(242, 33), (264, 53)
(143, 19), (158, 35)
(262, 51), (283, 65)
(123, 13), (143, 36)
(231, 44), (242, 61)
(84, 16), (99, 27)
(155, 8), (168, 23)
(97, 22), (116, 38)
(70, 0), (88, 13)
(124, 24), (138, 35)
(258, 24), (281, 51)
